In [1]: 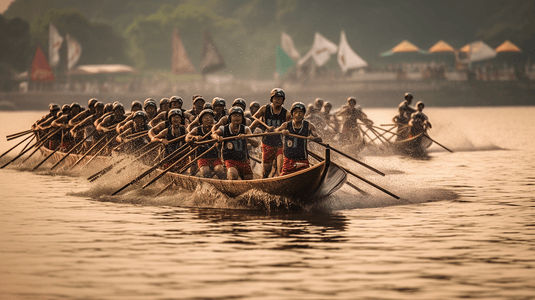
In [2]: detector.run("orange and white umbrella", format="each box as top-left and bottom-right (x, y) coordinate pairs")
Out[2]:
(428, 40), (456, 53)
(495, 40), (521, 53)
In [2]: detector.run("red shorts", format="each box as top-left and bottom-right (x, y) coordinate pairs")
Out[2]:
(280, 158), (310, 176)
(198, 157), (222, 169)
(262, 143), (283, 163)
(225, 159), (253, 177)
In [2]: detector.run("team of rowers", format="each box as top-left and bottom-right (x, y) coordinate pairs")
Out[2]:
(31, 88), (431, 180)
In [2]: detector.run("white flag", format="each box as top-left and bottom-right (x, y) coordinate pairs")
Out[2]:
(66, 34), (82, 70)
(281, 32), (301, 62)
(307, 32), (338, 67)
(48, 23), (63, 67)
(337, 30), (367, 73)
(467, 41), (497, 63)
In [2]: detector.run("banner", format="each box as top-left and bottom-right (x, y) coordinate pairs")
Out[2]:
(337, 30), (367, 73)
(48, 22), (63, 67)
(200, 31), (226, 75)
(66, 34), (82, 70)
(31, 46), (55, 82)
(281, 32), (301, 61)
(171, 29), (196, 75)
(276, 46), (295, 75)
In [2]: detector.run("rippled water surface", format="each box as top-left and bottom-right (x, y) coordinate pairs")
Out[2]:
(0, 107), (534, 300)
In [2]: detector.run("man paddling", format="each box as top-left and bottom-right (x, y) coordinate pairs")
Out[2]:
(151, 109), (189, 173)
(249, 88), (292, 178)
(408, 101), (432, 137)
(116, 111), (152, 154)
(186, 109), (225, 178)
(213, 107), (260, 180)
(393, 93), (417, 141)
(335, 97), (373, 145)
(277, 102), (321, 176)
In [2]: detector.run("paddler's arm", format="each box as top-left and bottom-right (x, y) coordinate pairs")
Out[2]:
(307, 122), (322, 142)
(148, 121), (165, 140)
(243, 127), (259, 148)
(151, 128), (169, 145)
(116, 127), (132, 143)
(187, 116), (200, 132)
(211, 116), (227, 134)
(185, 127), (199, 144)
(249, 105), (267, 132)
(211, 127), (224, 143)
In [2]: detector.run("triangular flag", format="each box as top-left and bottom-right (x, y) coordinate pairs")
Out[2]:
(66, 34), (82, 70)
(48, 22), (63, 67)
(281, 32), (301, 61)
(337, 30), (367, 73)
(460, 41), (497, 62)
(276, 46), (295, 75)
(310, 32), (338, 67)
(200, 31), (226, 75)
(31, 46), (55, 82)
(172, 29), (196, 74)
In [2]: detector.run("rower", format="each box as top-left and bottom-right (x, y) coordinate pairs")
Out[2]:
(158, 98), (170, 115)
(151, 109), (189, 173)
(335, 97), (373, 145)
(393, 93), (417, 140)
(116, 101), (143, 134)
(143, 99), (158, 121)
(211, 98), (252, 133)
(249, 88), (292, 178)
(213, 107), (260, 180)
(70, 102), (105, 151)
(320, 101), (339, 133)
(186, 109), (225, 179)
(50, 103), (82, 151)
(246, 101), (260, 119)
(408, 101), (432, 137)
(186, 96), (205, 123)
(305, 97), (324, 118)
(116, 111), (152, 153)
(277, 102), (321, 176)
(68, 98), (98, 128)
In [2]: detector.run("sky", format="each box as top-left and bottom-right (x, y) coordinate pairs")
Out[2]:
(0, 0), (14, 13)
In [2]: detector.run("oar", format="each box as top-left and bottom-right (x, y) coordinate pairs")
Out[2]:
(424, 134), (453, 153)
(195, 131), (281, 146)
(82, 132), (119, 167)
(111, 143), (193, 196)
(141, 144), (214, 190)
(111, 130), (213, 195)
(32, 143), (61, 171)
(308, 150), (399, 199)
(69, 131), (110, 170)
(113, 131), (149, 151)
(88, 134), (186, 182)
(0, 134), (33, 160)
(6, 130), (34, 141)
(18, 128), (62, 165)
(19, 135), (36, 153)
(345, 181), (370, 195)
(155, 179), (177, 196)
(1, 128), (61, 169)
(125, 130), (148, 140)
(50, 128), (96, 170)
(6, 129), (33, 139)
(286, 133), (385, 176)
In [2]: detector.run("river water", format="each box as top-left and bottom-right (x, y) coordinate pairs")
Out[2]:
(0, 107), (534, 300)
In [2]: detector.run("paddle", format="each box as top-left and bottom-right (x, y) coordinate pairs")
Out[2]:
(111, 144), (192, 195)
(141, 143), (216, 190)
(111, 131), (213, 195)
(6, 130), (34, 141)
(0, 134), (33, 160)
(88, 134), (186, 182)
(1, 127), (61, 169)
(69, 131), (111, 170)
(285, 133), (385, 176)
(155, 179), (177, 196)
(345, 181), (370, 195)
(50, 128), (96, 171)
(19, 135), (36, 153)
(308, 150), (399, 199)
(32, 143), (61, 171)
(6, 129), (33, 139)
(195, 131), (281, 146)
(424, 134), (453, 153)
(82, 132), (119, 167)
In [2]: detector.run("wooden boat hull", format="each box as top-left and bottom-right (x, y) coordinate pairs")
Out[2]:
(393, 133), (432, 156)
(40, 147), (347, 204)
